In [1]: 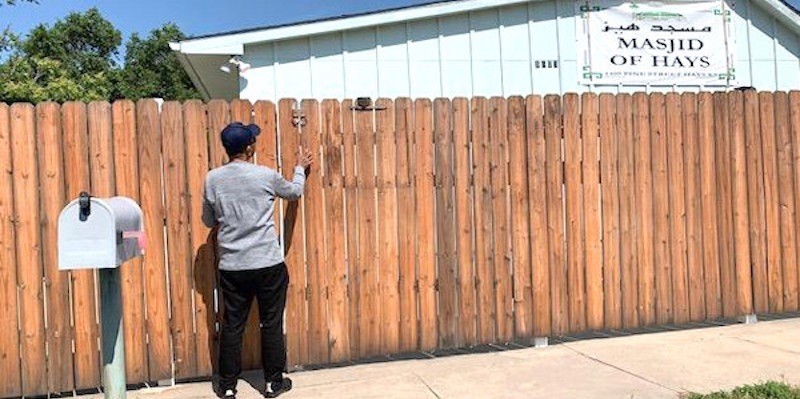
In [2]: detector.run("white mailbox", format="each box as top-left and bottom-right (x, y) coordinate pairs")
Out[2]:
(58, 193), (145, 270)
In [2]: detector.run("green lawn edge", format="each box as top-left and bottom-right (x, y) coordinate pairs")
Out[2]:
(685, 381), (800, 399)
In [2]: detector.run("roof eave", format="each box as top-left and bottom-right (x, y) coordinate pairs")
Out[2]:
(755, 0), (800, 35)
(170, 42), (212, 101)
(174, 0), (531, 54)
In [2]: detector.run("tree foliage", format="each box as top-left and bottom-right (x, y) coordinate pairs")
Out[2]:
(119, 23), (199, 101)
(22, 8), (121, 76)
(0, 7), (200, 103)
(1, 0), (39, 6)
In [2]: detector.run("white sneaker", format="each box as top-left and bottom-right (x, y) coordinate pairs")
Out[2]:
(223, 389), (236, 399)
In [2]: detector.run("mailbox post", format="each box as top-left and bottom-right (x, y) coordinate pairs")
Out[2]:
(58, 192), (145, 399)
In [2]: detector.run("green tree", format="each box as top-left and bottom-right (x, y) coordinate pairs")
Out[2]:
(0, 56), (112, 103)
(22, 8), (121, 76)
(1, 0), (39, 6)
(119, 23), (200, 101)
(0, 7), (200, 103)
(0, 7), (120, 102)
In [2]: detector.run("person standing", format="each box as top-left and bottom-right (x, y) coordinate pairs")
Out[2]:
(202, 122), (312, 399)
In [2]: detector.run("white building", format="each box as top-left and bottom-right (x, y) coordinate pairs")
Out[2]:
(170, 0), (800, 101)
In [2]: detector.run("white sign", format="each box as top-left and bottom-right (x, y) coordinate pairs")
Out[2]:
(577, 0), (736, 86)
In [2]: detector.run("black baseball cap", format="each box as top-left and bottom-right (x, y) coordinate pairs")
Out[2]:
(221, 122), (260, 156)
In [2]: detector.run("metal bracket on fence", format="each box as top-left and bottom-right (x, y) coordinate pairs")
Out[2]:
(350, 97), (387, 112)
(292, 110), (306, 127)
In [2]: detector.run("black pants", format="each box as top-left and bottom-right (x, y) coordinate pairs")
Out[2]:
(219, 263), (289, 391)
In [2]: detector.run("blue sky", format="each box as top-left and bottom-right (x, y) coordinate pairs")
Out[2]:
(1, 0), (435, 43)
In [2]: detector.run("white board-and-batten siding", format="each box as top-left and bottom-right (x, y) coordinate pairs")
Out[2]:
(238, 0), (800, 102)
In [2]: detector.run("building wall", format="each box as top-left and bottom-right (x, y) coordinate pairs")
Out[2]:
(239, 0), (800, 101)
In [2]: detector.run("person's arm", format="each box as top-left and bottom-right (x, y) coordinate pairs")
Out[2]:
(273, 148), (313, 201)
(273, 167), (306, 201)
(202, 181), (218, 228)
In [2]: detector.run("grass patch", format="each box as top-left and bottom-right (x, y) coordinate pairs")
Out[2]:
(687, 382), (800, 399)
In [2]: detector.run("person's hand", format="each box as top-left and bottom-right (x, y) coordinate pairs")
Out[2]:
(297, 147), (313, 170)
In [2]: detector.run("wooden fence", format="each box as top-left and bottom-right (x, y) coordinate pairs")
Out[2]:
(1, 91), (799, 397)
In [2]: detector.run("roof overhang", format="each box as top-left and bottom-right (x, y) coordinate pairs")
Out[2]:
(760, 0), (800, 35)
(168, 0), (536, 99)
(176, 0), (530, 53)
(170, 42), (241, 101)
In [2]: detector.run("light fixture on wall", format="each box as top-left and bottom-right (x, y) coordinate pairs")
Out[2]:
(220, 56), (251, 74)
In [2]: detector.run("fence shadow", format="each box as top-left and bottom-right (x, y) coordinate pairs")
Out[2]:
(282, 202), (300, 252)
(194, 229), (220, 379)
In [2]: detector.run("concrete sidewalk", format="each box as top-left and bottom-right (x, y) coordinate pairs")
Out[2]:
(86, 316), (800, 398)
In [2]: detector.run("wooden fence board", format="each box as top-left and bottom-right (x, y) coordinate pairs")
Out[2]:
(544, 95), (568, 335)
(489, 97), (513, 342)
(713, 93), (736, 319)
(599, 93), (622, 330)
(0, 103), (22, 398)
(204, 100), (227, 374)
(136, 99), (172, 381)
(508, 96), (533, 338)
(161, 102), (197, 378)
(698, 93), (723, 319)
(616, 94), (639, 328)
(649, 93), (673, 325)
(582, 93), (603, 331)
(301, 100), (330, 365)
(112, 100), (147, 382)
(633, 92), (655, 326)
(743, 91), (768, 315)
(205, 96), (227, 370)
(434, 98), (457, 348)
(526, 95), (551, 337)
(88, 101), (124, 391)
(666, 93), (689, 324)
(11, 103), (47, 396)
(759, 92), (784, 313)
(774, 92), (798, 311)
(376, 98), (400, 354)
(230, 99), (252, 124)
(729, 91), (754, 316)
(355, 103), (379, 357)
(182, 100), (215, 378)
(253, 101), (281, 256)
(278, 99), (308, 367)
(563, 93), (586, 333)
(394, 99), (418, 352)
(321, 100), (350, 362)
(682, 93), (706, 322)
(342, 100), (361, 357)
(88, 103), (116, 198)
(62, 102), (102, 389)
(772, 91), (798, 312)
(254, 101), (279, 169)
(791, 91), (800, 314)
(453, 97), (476, 346)
(36, 102), (74, 393)
(207, 100), (230, 168)
(414, 99), (437, 351)
(471, 97), (496, 343)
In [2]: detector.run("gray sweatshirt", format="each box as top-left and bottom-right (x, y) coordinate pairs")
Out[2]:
(202, 161), (306, 271)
